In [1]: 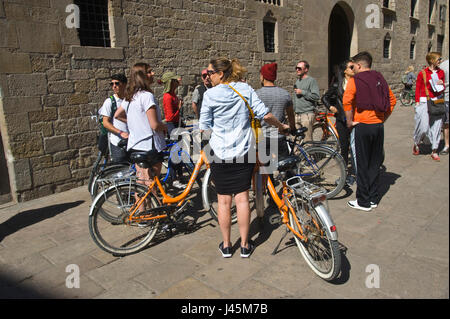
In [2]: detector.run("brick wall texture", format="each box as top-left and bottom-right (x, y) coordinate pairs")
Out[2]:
(0, 0), (448, 201)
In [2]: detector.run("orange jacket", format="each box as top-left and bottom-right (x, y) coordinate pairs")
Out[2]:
(343, 77), (396, 124)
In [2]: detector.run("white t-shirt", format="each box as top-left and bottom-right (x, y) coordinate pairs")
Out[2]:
(98, 95), (128, 146)
(122, 91), (166, 152)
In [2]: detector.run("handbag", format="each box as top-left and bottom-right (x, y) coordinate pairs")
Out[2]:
(422, 70), (446, 117)
(227, 84), (263, 146)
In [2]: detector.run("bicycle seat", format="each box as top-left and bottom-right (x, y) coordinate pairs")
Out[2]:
(129, 150), (163, 168)
(292, 127), (308, 137)
(277, 156), (300, 172)
(117, 138), (128, 150)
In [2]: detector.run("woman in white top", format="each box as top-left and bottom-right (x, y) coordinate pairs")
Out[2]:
(115, 63), (167, 186)
(199, 57), (289, 258)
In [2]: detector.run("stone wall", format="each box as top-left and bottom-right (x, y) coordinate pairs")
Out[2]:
(0, 0), (448, 202)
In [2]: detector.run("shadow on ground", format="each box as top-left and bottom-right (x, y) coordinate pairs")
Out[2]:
(0, 200), (85, 243)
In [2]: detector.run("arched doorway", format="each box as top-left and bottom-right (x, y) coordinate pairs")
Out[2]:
(328, 2), (356, 84)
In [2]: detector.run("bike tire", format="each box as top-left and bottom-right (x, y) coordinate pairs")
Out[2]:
(400, 91), (412, 106)
(89, 182), (160, 256)
(311, 123), (340, 152)
(289, 202), (341, 281)
(202, 168), (238, 224)
(298, 146), (346, 199)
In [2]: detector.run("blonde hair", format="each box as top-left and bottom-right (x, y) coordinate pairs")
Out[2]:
(426, 52), (441, 66)
(210, 57), (247, 83)
(405, 65), (414, 74)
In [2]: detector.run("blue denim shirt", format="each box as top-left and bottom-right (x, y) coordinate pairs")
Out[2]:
(199, 82), (269, 160)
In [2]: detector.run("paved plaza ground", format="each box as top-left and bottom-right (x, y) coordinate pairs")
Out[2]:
(0, 103), (448, 302)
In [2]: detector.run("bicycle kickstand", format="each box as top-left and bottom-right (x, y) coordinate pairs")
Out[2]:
(271, 227), (290, 255)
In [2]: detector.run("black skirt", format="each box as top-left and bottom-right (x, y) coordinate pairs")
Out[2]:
(210, 154), (255, 195)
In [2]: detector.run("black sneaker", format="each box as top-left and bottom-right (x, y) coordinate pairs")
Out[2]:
(219, 242), (232, 258)
(240, 241), (255, 258)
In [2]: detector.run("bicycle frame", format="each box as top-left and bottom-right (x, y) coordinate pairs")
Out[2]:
(316, 112), (339, 139)
(124, 150), (210, 224)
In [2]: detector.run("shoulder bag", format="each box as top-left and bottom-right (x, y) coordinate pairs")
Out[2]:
(422, 70), (445, 117)
(227, 84), (263, 146)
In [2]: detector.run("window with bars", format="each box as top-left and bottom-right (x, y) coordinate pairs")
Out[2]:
(383, 13), (393, 29)
(410, 40), (416, 59)
(410, 20), (418, 34)
(383, 34), (391, 59)
(437, 35), (444, 53)
(74, 0), (110, 47)
(255, 0), (282, 6)
(428, 0), (436, 23)
(411, 0), (418, 17)
(263, 21), (276, 52)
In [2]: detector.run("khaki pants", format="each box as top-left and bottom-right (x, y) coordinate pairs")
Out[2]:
(295, 112), (315, 142)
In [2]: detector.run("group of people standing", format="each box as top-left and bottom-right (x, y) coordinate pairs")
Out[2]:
(97, 49), (446, 258)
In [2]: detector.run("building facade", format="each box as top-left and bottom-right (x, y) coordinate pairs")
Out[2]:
(0, 0), (448, 203)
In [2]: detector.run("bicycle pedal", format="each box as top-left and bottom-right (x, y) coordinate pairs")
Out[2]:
(269, 214), (282, 225)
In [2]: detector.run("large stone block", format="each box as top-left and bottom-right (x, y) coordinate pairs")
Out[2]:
(4, 112), (30, 135)
(16, 21), (62, 53)
(7, 73), (47, 96)
(44, 135), (69, 154)
(33, 165), (71, 187)
(10, 134), (44, 159)
(2, 96), (42, 114)
(71, 46), (124, 60)
(13, 158), (32, 191)
(0, 20), (18, 48)
(68, 132), (97, 149)
(48, 81), (74, 94)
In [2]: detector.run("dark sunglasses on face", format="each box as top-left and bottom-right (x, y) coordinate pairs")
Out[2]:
(202, 74), (208, 79)
(110, 81), (121, 87)
(296, 67), (303, 71)
(348, 65), (354, 70)
(206, 69), (217, 76)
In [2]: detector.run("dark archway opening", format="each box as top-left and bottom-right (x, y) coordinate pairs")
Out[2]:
(328, 4), (352, 85)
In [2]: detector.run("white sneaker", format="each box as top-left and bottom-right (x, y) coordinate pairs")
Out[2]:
(172, 180), (186, 189)
(348, 200), (372, 212)
(370, 202), (378, 208)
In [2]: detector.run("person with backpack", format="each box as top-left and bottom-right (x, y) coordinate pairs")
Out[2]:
(98, 73), (129, 162)
(343, 51), (397, 212)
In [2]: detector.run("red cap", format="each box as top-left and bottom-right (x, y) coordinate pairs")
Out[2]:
(260, 63), (277, 82)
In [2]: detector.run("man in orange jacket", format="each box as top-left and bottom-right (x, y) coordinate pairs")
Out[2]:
(343, 51), (396, 212)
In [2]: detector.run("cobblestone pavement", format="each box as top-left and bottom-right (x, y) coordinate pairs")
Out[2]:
(0, 104), (448, 300)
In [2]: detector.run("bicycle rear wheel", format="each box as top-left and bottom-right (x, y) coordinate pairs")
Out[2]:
(89, 182), (160, 256)
(311, 123), (340, 152)
(202, 168), (238, 223)
(289, 202), (341, 281)
(400, 91), (412, 106)
(297, 146), (346, 199)
(90, 164), (132, 198)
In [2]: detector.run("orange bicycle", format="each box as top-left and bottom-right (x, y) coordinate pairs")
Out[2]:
(311, 109), (340, 152)
(89, 133), (341, 281)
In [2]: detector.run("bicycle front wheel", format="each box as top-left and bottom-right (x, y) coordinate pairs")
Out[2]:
(297, 146), (346, 199)
(289, 202), (341, 281)
(89, 182), (160, 256)
(202, 168), (238, 224)
(400, 91), (412, 106)
(311, 123), (340, 152)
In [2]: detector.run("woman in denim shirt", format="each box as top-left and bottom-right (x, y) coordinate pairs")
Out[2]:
(200, 57), (289, 258)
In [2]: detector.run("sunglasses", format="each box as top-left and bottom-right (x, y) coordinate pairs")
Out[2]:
(206, 69), (218, 76)
(295, 67), (303, 71)
(110, 81), (121, 87)
(347, 65), (354, 70)
(202, 74), (208, 79)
